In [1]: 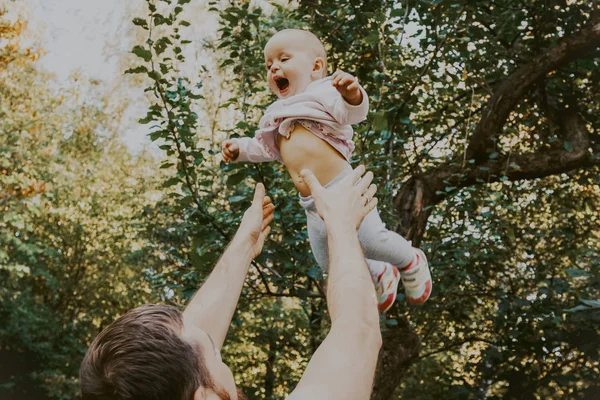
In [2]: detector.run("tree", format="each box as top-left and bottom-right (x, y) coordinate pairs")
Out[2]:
(128, 0), (599, 398)
(0, 8), (165, 398)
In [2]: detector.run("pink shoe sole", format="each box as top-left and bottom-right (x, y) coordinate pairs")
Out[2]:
(376, 264), (400, 313)
(407, 279), (432, 305)
(401, 248), (432, 305)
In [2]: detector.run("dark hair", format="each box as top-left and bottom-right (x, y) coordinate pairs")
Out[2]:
(80, 304), (216, 400)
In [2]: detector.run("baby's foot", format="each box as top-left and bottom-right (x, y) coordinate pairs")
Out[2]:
(374, 263), (400, 313)
(400, 248), (432, 305)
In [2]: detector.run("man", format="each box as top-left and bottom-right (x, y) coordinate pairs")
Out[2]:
(80, 165), (382, 400)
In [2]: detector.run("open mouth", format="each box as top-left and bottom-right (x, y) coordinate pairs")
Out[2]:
(274, 77), (289, 93)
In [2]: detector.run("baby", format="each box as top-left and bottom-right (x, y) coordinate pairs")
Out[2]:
(222, 29), (431, 311)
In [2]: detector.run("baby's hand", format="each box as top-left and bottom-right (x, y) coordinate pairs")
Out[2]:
(222, 139), (240, 163)
(331, 70), (363, 106)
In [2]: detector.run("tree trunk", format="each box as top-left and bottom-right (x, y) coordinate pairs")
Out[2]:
(370, 21), (600, 400)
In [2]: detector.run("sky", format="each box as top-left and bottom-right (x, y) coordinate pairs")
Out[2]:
(23, 0), (229, 153)
(29, 0), (128, 83)
(24, 0), (156, 151)
(20, 0), (417, 153)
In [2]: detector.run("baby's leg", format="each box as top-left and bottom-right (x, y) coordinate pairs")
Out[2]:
(306, 207), (388, 278)
(358, 207), (414, 269)
(305, 208), (330, 271)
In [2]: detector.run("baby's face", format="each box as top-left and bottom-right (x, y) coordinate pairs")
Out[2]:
(264, 31), (321, 99)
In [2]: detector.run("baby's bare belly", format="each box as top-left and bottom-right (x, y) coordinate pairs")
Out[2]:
(279, 124), (350, 197)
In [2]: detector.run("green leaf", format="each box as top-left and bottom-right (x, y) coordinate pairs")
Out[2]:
(154, 37), (172, 56)
(180, 20), (191, 27)
(307, 266), (321, 279)
(228, 195), (246, 203)
(149, 131), (165, 141)
(148, 71), (161, 81)
(565, 305), (592, 312)
(227, 172), (246, 186)
(390, 8), (405, 18)
(364, 33), (379, 44)
(580, 299), (600, 308)
(164, 177), (181, 187)
(124, 66), (148, 74)
(153, 14), (171, 26)
(563, 140), (573, 152)
(132, 45), (152, 62)
(373, 112), (388, 131)
(565, 269), (591, 278)
(220, 59), (235, 67)
(132, 18), (148, 29)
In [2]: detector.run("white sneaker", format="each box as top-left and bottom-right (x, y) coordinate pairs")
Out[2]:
(399, 248), (432, 305)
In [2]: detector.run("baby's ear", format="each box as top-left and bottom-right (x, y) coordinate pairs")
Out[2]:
(312, 57), (326, 78)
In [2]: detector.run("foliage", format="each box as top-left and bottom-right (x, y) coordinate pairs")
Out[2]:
(1, 0), (599, 399)
(126, 0), (598, 398)
(0, 10), (164, 398)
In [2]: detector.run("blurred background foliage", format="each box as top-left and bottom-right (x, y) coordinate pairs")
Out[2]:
(1, 0), (598, 399)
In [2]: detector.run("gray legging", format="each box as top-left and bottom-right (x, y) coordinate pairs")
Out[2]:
(299, 167), (414, 275)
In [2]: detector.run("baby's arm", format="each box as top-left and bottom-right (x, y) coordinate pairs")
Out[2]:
(222, 137), (277, 163)
(323, 70), (369, 125)
(332, 70), (363, 106)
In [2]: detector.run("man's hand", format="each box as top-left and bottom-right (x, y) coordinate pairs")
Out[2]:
(234, 183), (275, 259)
(289, 166), (381, 400)
(183, 182), (275, 349)
(222, 139), (240, 163)
(300, 165), (377, 230)
(331, 70), (363, 106)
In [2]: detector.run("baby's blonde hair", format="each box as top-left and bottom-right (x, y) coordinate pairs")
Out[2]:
(269, 29), (328, 78)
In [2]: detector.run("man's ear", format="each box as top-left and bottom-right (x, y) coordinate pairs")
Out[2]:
(194, 387), (206, 400)
(312, 57), (326, 78)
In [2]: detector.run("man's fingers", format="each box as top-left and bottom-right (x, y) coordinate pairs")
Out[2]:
(261, 212), (274, 231)
(363, 183), (377, 201)
(262, 195), (271, 206)
(253, 183), (265, 205)
(262, 203), (275, 219)
(355, 171), (374, 193)
(300, 169), (323, 193)
(345, 165), (366, 186)
(260, 225), (272, 242)
(365, 197), (378, 215)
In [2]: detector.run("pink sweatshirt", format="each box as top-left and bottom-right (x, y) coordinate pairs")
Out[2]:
(232, 76), (369, 163)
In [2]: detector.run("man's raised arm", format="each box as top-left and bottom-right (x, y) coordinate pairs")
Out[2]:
(182, 183), (275, 349)
(289, 166), (382, 400)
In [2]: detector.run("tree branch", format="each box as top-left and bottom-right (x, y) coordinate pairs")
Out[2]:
(466, 21), (600, 163)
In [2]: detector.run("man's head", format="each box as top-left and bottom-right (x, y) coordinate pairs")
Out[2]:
(264, 29), (327, 99)
(80, 304), (243, 400)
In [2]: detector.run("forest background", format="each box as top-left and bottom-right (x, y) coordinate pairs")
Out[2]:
(1, 0), (598, 399)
